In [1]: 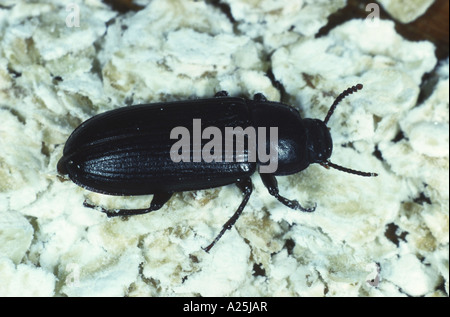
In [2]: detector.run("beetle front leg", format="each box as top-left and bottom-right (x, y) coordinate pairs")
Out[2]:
(83, 192), (173, 217)
(202, 177), (253, 253)
(260, 174), (316, 212)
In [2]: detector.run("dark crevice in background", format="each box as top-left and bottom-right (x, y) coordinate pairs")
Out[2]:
(317, 0), (448, 110)
(207, 0), (236, 23)
(372, 146), (384, 162)
(102, 0), (448, 60)
(317, 0), (448, 60)
(100, 1), (448, 107)
(392, 130), (406, 143)
(102, 0), (144, 13)
(385, 223), (408, 247)
(252, 263), (267, 277)
(284, 238), (296, 256)
(267, 66), (289, 103)
(417, 61), (446, 105)
(413, 192), (432, 205)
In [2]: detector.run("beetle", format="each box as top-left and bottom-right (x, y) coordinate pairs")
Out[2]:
(57, 84), (377, 252)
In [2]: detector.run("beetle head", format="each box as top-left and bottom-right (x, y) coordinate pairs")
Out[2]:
(304, 118), (332, 164)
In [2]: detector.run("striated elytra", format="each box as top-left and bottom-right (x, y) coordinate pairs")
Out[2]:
(58, 85), (377, 252)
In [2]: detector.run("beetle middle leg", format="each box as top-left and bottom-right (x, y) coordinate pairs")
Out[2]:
(202, 177), (253, 253)
(83, 192), (173, 217)
(260, 174), (316, 212)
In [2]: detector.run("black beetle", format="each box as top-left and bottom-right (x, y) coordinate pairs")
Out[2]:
(58, 84), (377, 252)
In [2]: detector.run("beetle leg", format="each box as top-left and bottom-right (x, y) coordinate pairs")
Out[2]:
(253, 93), (267, 102)
(260, 174), (316, 212)
(214, 90), (229, 97)
(83, 192), (173, 217)
(202, 177), (253, 253)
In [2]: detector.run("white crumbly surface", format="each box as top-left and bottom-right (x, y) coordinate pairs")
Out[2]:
(377, 0), (435, 23)
(0, 0), (448, 297)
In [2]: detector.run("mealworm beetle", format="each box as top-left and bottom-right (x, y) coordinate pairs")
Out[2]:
(57, 84), (377, 252)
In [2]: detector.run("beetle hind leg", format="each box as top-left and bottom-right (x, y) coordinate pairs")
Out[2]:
(83, 192), (173, 217)
(202, 177), (253, 253)
(260, 174), (316, 212)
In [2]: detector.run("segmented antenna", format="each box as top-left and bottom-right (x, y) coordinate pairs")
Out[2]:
(321, 84), (377, 177)
(321, 161), (378, 177)
(323, 84), (363, 125)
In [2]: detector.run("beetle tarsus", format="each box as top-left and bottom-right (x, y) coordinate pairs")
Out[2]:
(202, 177), (253, 252)
(260, 173), (316, 212)
(83, 192), (173, 217)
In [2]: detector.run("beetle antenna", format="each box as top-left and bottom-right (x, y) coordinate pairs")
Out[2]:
(323, 84), (363, 125)
(321, 161), (378, 177)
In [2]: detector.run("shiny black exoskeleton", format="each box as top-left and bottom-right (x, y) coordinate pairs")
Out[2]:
(58, 84), (376, 252)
